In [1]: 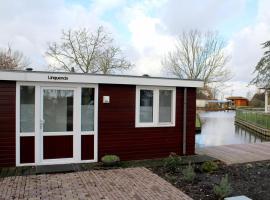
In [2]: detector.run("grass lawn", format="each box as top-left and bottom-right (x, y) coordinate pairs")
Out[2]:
(196, 114), (201, 131)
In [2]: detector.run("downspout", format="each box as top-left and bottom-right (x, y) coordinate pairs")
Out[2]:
(183, 88), (187, 155)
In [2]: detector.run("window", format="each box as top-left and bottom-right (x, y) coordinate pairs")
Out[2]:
(136, 86), (176, 127)
(20, 86), (35, 132)
(159, 90), (172, 123)
(140, 90), (153, 123)
(81, 88), (95, 131)
(43, 89), (74, 132)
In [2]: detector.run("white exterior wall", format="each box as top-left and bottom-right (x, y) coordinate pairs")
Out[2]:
(196, 99), (208, 108)
(266, 90), (270, 113)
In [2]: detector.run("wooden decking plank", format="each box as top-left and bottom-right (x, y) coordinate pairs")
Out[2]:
(196, 142), (270, 164)
(229, 143), (270, 158)
(197, 146), (240, 164)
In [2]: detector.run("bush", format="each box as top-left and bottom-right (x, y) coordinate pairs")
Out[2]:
(182, 162), (196, 182)
(202, 161), (218, 173)
(213, 174), (232, 200)
(101, 155), (120, 166)
(163, 152), (182, 172)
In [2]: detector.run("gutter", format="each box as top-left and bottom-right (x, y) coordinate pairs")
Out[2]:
(183, 88), (187, 155)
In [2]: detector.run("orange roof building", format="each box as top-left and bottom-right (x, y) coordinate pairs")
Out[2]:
(226, 96), (249, 108)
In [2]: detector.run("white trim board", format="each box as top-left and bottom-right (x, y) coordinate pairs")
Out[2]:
(0, 70), (204, 88)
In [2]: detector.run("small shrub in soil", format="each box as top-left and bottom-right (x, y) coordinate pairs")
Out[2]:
(182, 162), (196, 183)
(213, 174), (232, 200)
(150, 160), (270, 200)
(245, 163), (253, 169)
(163, 152), (182, 172)
(101, 155), (120, 167)
(202, 161), (218, 173)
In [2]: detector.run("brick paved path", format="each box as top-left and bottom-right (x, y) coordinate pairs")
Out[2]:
(0, 167), (192, 200)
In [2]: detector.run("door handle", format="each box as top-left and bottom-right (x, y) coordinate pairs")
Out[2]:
(40, 119), (45, 130)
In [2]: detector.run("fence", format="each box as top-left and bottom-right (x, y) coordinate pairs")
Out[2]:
(236, 108), (270, 130)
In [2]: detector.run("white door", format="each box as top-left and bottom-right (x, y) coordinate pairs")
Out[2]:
(16, 82), (98, 166)
(40, 87), (76, 164)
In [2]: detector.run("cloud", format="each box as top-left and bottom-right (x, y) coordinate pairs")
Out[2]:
(222, 81), (257, 99)
(0, 0), (125, 70)
(221, 0), (270, 97)
(0, 0), (269, 99)
(159, 0), (247, 35)
(226, 23), (270, 82)
(119, 0), (269, 99)
(116, 2), (168, 75)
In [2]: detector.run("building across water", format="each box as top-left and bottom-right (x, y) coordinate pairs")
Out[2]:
(226, 96), (249, 108)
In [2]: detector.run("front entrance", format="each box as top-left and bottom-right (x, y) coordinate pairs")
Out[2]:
(16, 83), (98, 166)
(41, 87), (75, 163)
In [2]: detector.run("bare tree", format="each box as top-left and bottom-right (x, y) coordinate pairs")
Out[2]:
(0, 45), (29, 70)
(162, 30), (231, 86)
(46, 26), (133, 74)
(98, 47), (132, 74)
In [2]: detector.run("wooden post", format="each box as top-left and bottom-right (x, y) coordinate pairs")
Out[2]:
(266, 90), (269, 113)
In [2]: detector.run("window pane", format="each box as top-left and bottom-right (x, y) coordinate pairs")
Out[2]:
(20, 86), (35, 132)
(43, 89), (73, 132)
(81, 88), (95, 131)
(140, 90), (153, 122)
(159, 90), (172, 123)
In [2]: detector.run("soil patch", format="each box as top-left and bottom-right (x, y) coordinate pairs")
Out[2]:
(150, 160), (270, 200)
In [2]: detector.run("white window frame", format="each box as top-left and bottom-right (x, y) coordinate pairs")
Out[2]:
(135, 86), (176, 128)
(16, 82), (98, 166)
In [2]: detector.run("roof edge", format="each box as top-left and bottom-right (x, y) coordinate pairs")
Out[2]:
(0, 70), (204, 88)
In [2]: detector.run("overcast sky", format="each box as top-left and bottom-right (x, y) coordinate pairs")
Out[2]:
(0, 0), (269, 98)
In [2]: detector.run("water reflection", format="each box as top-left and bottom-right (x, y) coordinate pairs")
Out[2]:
(195, 111), (270, 148)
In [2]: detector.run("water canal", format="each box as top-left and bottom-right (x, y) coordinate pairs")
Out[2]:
(195, 111), (270, 148)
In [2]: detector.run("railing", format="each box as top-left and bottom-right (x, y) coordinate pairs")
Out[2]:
(236, 108), (270, 130)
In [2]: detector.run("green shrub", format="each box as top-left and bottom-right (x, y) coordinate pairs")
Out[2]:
(202, 161), (218, 173)
(101, 155), (120, 166)
(182, 162), (196, 182)
(246, 163), (253, 169)
(213, 174), (232, 200)
(163, 152), (182, 172)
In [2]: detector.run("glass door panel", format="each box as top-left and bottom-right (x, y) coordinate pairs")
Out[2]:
(43, 89), (74, 132)
(41, 88), (75, 162)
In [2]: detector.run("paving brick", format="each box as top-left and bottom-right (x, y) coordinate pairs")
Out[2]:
(0, 167), (192, 200)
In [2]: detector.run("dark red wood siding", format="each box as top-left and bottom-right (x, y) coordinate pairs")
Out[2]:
(0, 81), (16, 167)
(98, 84), (196, 161)
(81, 135), (94, 160)
(186, 88), (196, 155)
(43, 136), (73, 159)
(20, 136), (35, 163)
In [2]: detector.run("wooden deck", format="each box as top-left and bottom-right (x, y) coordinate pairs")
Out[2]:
(196, 142), (270, 165)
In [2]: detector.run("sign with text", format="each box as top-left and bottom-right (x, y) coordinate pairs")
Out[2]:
(48, 75), (68, 81)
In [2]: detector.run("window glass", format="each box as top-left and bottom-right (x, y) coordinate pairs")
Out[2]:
(20, 86), (35, 132)
(43, 89), (74, 132)
(81, 88), (95, 131)
(140, 90), (153, 122)
(159, 90), (172, 123)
